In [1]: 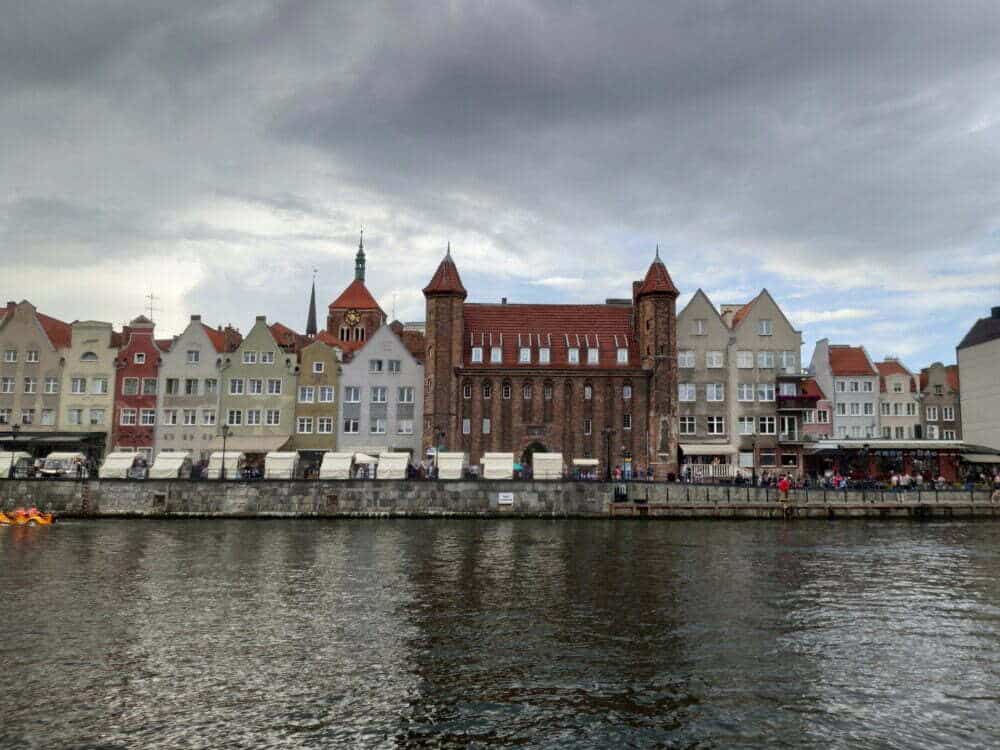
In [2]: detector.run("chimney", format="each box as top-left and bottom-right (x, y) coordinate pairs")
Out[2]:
(190, 314), (201, 322)
(992, 306), (1000, 319)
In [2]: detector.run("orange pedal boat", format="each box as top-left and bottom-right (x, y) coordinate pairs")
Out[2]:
(0, 509), (54, 526)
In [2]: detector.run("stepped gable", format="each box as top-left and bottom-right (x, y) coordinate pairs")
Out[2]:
(829, 345), (877, 376)
(462, 303), (636, 368)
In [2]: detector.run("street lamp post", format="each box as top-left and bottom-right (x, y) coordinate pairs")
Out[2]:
(8, 423), (20, 479)
(220, 423), (230, 481)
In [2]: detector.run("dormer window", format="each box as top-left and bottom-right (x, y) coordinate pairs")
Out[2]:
(519, 347), (531, 364)
(134, 352), (146, 364)
(568, 347), (580, 364)
(616, 348), (628, 364)
(587, 348), (599, 365)
(490, 346), (502, 363)
(471, 347), (483, 363)
(539, 347), (550, 364)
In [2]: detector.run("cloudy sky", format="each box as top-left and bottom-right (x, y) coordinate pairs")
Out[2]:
(4, 1), (999, 367)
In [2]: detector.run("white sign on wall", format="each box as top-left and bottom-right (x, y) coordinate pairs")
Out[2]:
(498, 492), (514, 506)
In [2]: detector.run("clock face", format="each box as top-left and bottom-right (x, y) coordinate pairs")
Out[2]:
(345, 309), (361, 326)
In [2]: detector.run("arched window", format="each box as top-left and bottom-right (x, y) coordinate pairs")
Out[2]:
(482, 382), (492, 399)
(80, 352), (98, 361)
(584, 383), (593, 401)
(339, 326), (350, 341)
(355, 327), (365, 342)
(502, 381), (512, 400)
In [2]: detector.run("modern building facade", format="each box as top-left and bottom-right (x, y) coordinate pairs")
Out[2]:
(919, 363), (961, 441)
(60, 320), (118, 454)
(876, 359), (921, 440)
(421, 248), (679, 478)
(810, 340), (880, 440)
(957, 306), (1000, 450)
(112, 315), (169, 459)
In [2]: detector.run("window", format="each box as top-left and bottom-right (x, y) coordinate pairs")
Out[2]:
(849, 381), (860, 392)
(297, 417), (313, 434)
(319, 386), (335, 403)
(849, 402), (860, 416)
(185, 379), (198, 396)
(836, 381), (846, 393)
(261, 351), (275, 364)
(757, 383), (775, 402)
(226, 410), (243, 425)
(318, 417), (334, 434)
(3, 350), (16, 363)
(482, 418), (491, 434)
(397, 386), (414, 403)
(568, 348), (580, 364)
(345, 386), (360, 403)
(707, 416), (725, 435)
(523, 384), (532, 400)
(142, 378), (157, 395)
(164, 378), (179, 395)
(942, 407), (955, 421)
(26, 350), (39, 363)
(616, 348), (628, 365)
(230, 378), (245, 395)
(863, 403), (873, 416)
(123, 378), (139, 395)
(851, 425), (862, 438)
(482, 383), (492, 399)
(22, 377), (36, 394)
(138, 409), (155, 426)
(706, 351), (724, 368)
(312, 361), (325, 374)
(0, 377), (13, 394)
(758, 319), (773, 335)
(340, 326), (350, 341)
(490, 347), (502, 364)
(540, 347), (551, 364)
(678, 350), (695, 368)
(92, 378), (109, 395)
(738, 383), (754, 402)
(243, 351), (257, 364)
(240, 407), (260, 426)
(134, 353), (146, 364)
(927, 425), (939, 439)
(388, 360), (401, 374)
(187, 349), (200, 364)
(894, 426), (906, 439)
(882, 426), (892, 439)
(20, 409), (33, 425)
(817, 410), (829, 424)
(706, 383), (724, 402)
(265, 409), (281, 426)
(759, 450), (777, 467)
(881, 402), (891, 416)
(67, 408), (83, 425)
(370, 359), (384, 373)
(679, 383), (696, 402)
(80, 351), (98, 362)
(183, 409), (197, 426)
(759, 416), (776, 434)
(298, 386), (315, 403)
(343, 418), (360, 434)
(679, 416), (696, 435)
(623, 385), (632, 400)
(41, 409), (56, 426)
(354, 327), (365, 342)
(519, 347), (531, 364)
(780, 351), (797, 373)
(892, 382), (903, 393)
(462, 418), (471, 435)
(471, 347), (484, 363)
(738, 416), (755, 435)
(0, 408), (8, 424)
(163, 409), (178, 425)
(757, 351), (774, 369)
(202, 410), (216, 426)
(623, 414), (632, 431)
(72, 377), (87, 394)
(397, 419), (413, 435)
(463, 383), (472, 399)
(837, 425), (848, 438)
(693, 319), (707, 335)
(267, 379), (282, 395)
(736, 350), (753, 369)
(204, 379), (218, 395)
(584, 418), (593, 435)
(502, 383), (512, 400)
(926, 406), (938, 421)
(371, 386), (387, 403)
(44, 377), (59, 394)
(120, 408), (137, 425)
(905, 403), (917, 417)
(584, 385), (593, 400)
(836, 403), (847, 416)
(779, 382), (797, 397)
(943, 430), (956, 440)
(587, 348), (599, 365)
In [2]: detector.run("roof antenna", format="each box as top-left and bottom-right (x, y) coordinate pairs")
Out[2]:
(145, 292), (159, 323)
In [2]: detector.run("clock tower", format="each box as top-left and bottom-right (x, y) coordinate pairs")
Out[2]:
(324, 231), (387, 351)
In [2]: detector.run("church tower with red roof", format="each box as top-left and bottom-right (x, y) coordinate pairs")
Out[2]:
(325, 232), (387, 352)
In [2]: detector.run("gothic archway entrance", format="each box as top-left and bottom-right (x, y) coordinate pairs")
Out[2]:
(521, 442), (547, 474)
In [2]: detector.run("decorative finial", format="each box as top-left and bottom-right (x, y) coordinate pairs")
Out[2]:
(446, 241), (451, 259)
(655, 244), (661, 262)
(359, 228), (364, 251)
(355, 229), (366, 282)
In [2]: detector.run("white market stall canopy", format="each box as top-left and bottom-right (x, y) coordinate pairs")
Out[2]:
(354, 453), (379, 465)
(679, 444), (738, 456)
(99, 451), (139, 479)
(437, 452), (466, 480)
(207, 451), (244, 479)
(45, 452), (85, 465)
(0, 451), (31, 475)
(963, 454), (1000, 464)
(482, 452), (513, 480)
(264, 451), (299, 479)
(319, 452), (354, 480)
(149, 451), (191, 479)
(532, 452), (564, 480)
(377, 452), (409, 479)
(572, 458), (600, 467)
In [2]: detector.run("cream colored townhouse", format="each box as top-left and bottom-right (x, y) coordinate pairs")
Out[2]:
(59, 320), (118, 456)
(875, 359), (921, 440)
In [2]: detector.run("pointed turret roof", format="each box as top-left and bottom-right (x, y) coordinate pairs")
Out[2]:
(306, 276), (318, 336)
(636, 246), (679, 297)
(423, 244), (467, 297)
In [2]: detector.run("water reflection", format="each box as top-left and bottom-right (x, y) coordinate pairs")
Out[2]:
(2, 520), (999, 748)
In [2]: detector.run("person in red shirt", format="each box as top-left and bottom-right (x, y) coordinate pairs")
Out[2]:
(778, 475), (791, 502)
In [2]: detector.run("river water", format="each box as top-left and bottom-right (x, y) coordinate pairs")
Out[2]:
(2, 520), (999, 749)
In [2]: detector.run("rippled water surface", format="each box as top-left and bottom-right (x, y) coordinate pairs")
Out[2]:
(3, 520), (1000, 748)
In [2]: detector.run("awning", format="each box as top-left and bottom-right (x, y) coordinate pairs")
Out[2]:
(962, 454), (1000, 464)
(0, 452), (31, 473)
(100, 452), (138, 479)
(207, 436), (289, 453)
(33, 435), (89, 444)
(572, 458), (600, 467)
(354, 453), (379, 464)
(378, 452), (410, 479)
(264, 451), (299, 478)
(532, 452), (564, 480)
(149, 451), (191, 479)
(481, 452), (512, 480)
(319, 452), (354, 479)
(680, 444), (738, 456)
(206, 451), (243, 479)
(437, 452), (466, 480)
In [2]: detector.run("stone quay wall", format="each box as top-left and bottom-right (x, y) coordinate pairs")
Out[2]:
(0, 479), (997, 519)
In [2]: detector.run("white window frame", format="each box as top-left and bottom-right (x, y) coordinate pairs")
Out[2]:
(679, 383), (696, 402)
(267, 378), (282, 395)
(490, 346), (502, 364)
(706, 351), (724, 369)
(567, 348), (580, 364)
(318, 417), (334, 434)
(679, 416), (696, 435)
(371, 386), (388, 403)
(678, 350), (695, 368)
(706, 383), (724, 402)
(26, 350), (39, 363)
(298, 386), (315, 403)
(471, 347), (484, 363)
(519, 347), (531, 364)
(738, 416), (755, 435)
(187, 349), (200, 364)
(756, 383), (775, 402)
(759, 416), (776, 435)
(260, 351), (275, 364)
(248, 379), (263, 395)
(736, 350), (753, 369)
(398, 387), (414, 404)
(243, 351), (257, 364)
(140, 409), (156, 426)
(758, 319), (773, 336)
(229, 378), (244, 395)
(313, 361), (325, 374)
(587, 348), (599, 365)
(297, 417), (314, 434)
(134, 352), (146, 364)
(343, 418), (360, 434)
(265, 409), (281, 426)
(539, 347), (551, 364)
(319, 386), (335, 403)
(706, 416), (725, 435)
(616, 348), (628, 365)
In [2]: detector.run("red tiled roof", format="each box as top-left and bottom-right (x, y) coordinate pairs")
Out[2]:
(423, 254), (467, 297)
(636, 259), (678, 297)
(876, 360), (915, 392)
(400, 330), (426, 363)
(946, 364), (960, 391)
(155, 338), (173, 352)
(828, 346), (876, 376)
(316, 329), (365, 354)
(269, 322), (309, 352)
(37, 312), (72, 349)
(801, 377), (826, 400)
(328, 279), (383, 311)
(201, 324), (226, 353)
(462, 303), (638, 369)
(731, 300), (755, 328)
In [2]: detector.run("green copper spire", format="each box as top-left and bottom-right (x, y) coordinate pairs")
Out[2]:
(355, 229), (365, 282)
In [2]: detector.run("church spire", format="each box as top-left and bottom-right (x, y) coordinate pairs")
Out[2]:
(355, 229), (366, 282)
(306, 269), (318, 336)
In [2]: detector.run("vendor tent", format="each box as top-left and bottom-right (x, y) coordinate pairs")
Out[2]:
(377, 452), (409, 479)
(99, 452), (137, 479)
(482, 452), (514, 480)
(962, 454), (1000, 464)
(319, 452), (354, 480)
(571, 458), (599, 467)
(0, 451), (31, 476)
(264, 451), (299, 479)
(532, 452), (564, 480)
(207, 451), (243, 480)
(437, 452), (466, 480)
(149, 451), (191, 479)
